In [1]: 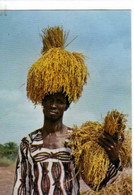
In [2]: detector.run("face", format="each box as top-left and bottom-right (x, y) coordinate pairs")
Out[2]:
(42, 93), (68, 121)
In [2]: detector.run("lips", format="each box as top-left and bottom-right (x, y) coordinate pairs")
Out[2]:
(49, 110), (58, 115)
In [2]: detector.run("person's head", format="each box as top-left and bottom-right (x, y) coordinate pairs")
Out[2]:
(42, 92), (70, 121)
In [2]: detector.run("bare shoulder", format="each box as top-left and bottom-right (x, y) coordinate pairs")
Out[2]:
(63, 125), (73, 134)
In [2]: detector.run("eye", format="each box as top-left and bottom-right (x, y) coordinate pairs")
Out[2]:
(42, 97), (52, 105)
(57, 98), (66, 104)
(47, 98), (54, 104)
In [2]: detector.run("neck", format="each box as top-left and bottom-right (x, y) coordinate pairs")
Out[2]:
(42, 117), (64, 136)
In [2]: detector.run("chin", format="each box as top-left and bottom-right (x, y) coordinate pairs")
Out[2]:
(46, 115), (60, 121)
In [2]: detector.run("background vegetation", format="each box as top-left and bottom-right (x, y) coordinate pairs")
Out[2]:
(0, 142), (18, 166)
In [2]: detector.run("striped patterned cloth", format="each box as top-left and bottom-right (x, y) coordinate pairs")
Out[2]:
(13, 129), (79, 195)
(13, 129), (122, 194)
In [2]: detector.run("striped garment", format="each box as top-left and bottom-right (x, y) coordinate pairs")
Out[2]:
(13, 129), (122, 195)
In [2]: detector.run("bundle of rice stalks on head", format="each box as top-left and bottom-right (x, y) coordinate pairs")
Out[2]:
(69, 110), (128, 191)
(81, 168), (132, 195)
(27, 26), (89, 105)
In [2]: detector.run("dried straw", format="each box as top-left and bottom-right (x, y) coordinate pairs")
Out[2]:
(27, 26), (89, 104)
(41, 26), (68, 54)
(119, 130), (132, 168)
(103, 110), (127, 138)
(81, 168), (132, 195)
(69, 110), (129, 191)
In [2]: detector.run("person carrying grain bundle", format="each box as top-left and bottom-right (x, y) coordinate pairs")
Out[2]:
(13, 26), (122, 195)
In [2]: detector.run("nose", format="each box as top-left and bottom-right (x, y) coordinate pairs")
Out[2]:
(50, 100), (57, 108)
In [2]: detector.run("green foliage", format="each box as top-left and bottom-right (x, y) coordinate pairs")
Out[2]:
(0, 141), (18, 160)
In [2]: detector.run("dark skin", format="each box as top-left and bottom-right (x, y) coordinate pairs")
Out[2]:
(41, 92), (120, 162)
(98, 132), (121, 162)
(41, 93), (70, 149)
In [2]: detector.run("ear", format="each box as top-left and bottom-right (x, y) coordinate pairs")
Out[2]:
(65, 102), (71, 111)
(65, 96), (71, 111)
(42, 99), (44, 106)
(65, 106), (69, 111)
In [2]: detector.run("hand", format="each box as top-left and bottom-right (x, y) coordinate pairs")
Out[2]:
(98, 132), (122, 162)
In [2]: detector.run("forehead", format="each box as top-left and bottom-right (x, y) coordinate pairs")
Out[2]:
(43, 93), (66, 101)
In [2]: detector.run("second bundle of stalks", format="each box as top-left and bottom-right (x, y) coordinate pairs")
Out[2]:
(69, 110), (130, 191)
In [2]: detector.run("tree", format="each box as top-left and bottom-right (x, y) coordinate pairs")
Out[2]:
(0, 142), (18, 160)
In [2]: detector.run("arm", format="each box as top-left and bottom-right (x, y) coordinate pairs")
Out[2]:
(12, 138), (30, 195)
(98, 158), (122, 190)
(97, 132), (123, 190)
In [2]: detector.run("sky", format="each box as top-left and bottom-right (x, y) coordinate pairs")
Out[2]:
(0, 10), (131, 144)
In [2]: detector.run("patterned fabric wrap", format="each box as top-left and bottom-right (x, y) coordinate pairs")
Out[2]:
(13, 130), (79, 195)
(13, 129), (122, 195)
